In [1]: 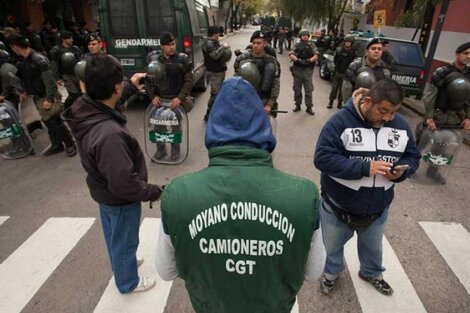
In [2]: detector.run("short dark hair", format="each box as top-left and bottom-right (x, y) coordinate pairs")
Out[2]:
(208, 26), (220, 37)
(366, 79), (404, 106)
(85, 54), (123, 101)
(8, 34), (30, 48)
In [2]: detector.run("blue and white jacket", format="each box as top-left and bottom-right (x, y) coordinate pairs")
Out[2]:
(314, 99), (421, 215)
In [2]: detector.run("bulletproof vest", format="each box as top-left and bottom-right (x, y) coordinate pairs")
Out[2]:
(157, 53), (191, 98)
(436, 68), (470, 111)
(17, 51), (48, 98)
(335, 47), (356, 74)
(294, 41), (315, 68)
(202, 38), (227, 73)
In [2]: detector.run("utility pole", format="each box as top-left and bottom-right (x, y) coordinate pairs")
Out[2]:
(422, 0), (450, 84)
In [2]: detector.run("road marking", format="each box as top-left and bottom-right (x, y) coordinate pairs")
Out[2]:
(292, 301), (299, 313)
(344, 234), (427, 313)
(94, 218), (173, 313)
(0, 216), (9, 226)
(420, 222), (470, 295)
(0, 217), (95, 313)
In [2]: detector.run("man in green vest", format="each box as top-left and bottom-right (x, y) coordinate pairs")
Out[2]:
(156, 76), (325, 313)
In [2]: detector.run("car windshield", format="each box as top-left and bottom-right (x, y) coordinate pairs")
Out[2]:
(387, 41), (424, 67)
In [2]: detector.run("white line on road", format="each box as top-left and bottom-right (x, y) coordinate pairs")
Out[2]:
(420, 222), (470, 295)
(344, 234), (427, 313)
(0, 216), (9, 226)
(0, 217), (95, 313)
(94, 218), (173, 313)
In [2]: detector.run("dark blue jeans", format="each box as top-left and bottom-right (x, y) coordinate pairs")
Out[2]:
(99, 202), (141, 293)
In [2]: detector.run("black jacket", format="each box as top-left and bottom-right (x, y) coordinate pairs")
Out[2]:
(63, 83), (161, 205)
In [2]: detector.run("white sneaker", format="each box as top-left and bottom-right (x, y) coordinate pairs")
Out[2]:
(137, 255), (144, 267)
(131, 277), (156, 293)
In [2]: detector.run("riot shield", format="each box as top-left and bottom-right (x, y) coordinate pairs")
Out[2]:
(0, 100), (33, 159)
(144, 100), (189, 164)
(19, 98), (51, 155)
(413, 128), (463, 185)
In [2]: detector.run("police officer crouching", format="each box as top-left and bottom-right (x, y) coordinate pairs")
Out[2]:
(289, 29), (318, 115)
(147, 32), (194, 161)
(202, 26), (231, 122)
(8, 34), (77, 157)
(234, 31), (280, 116)
(49, 31), (82, 109)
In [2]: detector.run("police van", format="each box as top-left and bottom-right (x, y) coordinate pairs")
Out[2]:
(98, 0), (214, 90)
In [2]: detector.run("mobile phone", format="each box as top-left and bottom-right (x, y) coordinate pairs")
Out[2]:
(392, 164), (410, 171)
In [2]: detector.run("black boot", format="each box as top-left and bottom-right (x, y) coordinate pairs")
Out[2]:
(327, 100), (333, 109)
(337, 100), (343, 109)
(171, 144), (180, 161)
(60, 125), (77, 157)
(43, 118), (64, 156)
(306, 107), (315, 115)
(293, 105), (301, 112)
(153, 143), (167, 161)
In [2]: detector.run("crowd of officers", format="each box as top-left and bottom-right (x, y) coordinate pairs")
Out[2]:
(0, 22), (469, 160)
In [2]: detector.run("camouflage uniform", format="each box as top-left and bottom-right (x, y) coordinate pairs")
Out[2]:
(342, 57), (390, 102)
(289, 39), (318, 113)
(201, 37), (230, 121)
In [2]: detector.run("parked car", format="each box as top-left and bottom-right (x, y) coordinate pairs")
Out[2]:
(351, 36), (425, 96)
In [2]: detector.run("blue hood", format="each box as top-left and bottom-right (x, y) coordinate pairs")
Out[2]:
(205, 77), (276, 152)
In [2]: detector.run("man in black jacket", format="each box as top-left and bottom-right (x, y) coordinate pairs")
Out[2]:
(63, 54), (163, 294)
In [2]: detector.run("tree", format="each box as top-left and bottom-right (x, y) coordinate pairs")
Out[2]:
(278, 0), (349, 31)
(395, 0), (443, 27)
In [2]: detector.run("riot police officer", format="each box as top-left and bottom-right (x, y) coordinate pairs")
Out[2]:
(8, 34), (77, 157)
(50, 31), (82, 109)
(342, 37), (390, 103)
(289, 29), (318, 115)
(234, 30), (280, 116)
(147, 32), (194, 161)
(83, 33), (103, 59)
(0, 49), (18, 104)
(381, 40), (396, 69)
(421, 42), (470, 133)
(328, 36), (356, 109)
(202, 26), (231, 122)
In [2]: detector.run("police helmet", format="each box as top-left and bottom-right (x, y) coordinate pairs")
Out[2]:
(446, 76), (470, 103)
(60, 52), (77, 69)
(429, 129), (463, 146)
(0, 50), (10, 65)
(237, 61), (261, 88)
(74, 60), (87, 81)
(147, 61), (167, 81)
(0, 41), (6, 50)
(220, 49), (232, 62)
(355, 71), (377, 89)
(299, 29), (310, 38)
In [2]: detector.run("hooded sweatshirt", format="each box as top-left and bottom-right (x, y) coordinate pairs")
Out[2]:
(63, 83), (161, 205)
(314, 93), (421, 215)
(157, 77), (323, 313)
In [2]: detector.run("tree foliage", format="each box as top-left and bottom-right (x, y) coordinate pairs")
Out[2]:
(278, 0), (348, 31)
(395, 0), (443, 27)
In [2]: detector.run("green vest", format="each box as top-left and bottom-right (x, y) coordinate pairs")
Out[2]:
(162, 146), (319, 313)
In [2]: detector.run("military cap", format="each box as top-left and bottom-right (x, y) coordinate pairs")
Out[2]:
(250, 30), (267, 42)
(160, 32), (175, 45)
(366, 37), (385, 49)
(86, 33), (101, 43)
(456, 42), (470, 54)
(60, 31), (72, 39)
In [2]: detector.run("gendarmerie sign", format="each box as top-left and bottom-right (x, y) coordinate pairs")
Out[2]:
(114, 38), (160, 49)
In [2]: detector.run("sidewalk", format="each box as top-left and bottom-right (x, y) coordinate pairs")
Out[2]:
(403, 97), (470, 145)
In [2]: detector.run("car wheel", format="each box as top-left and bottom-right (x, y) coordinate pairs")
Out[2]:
(320, 63), (329, 80)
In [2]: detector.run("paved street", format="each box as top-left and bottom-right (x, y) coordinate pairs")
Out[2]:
(0, 27), (469, 313)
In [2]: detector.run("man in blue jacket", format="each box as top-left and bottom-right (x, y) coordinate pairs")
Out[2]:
(314, 79), (420, 296)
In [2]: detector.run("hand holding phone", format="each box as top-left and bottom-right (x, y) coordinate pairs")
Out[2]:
(391, 163), (410, 174)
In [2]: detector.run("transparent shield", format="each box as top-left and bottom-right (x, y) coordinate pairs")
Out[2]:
(19, 98), (51, 155)
(144, 100), (189, 164)
(0, 101), (33, 159)
(412, 128), (463, 185)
